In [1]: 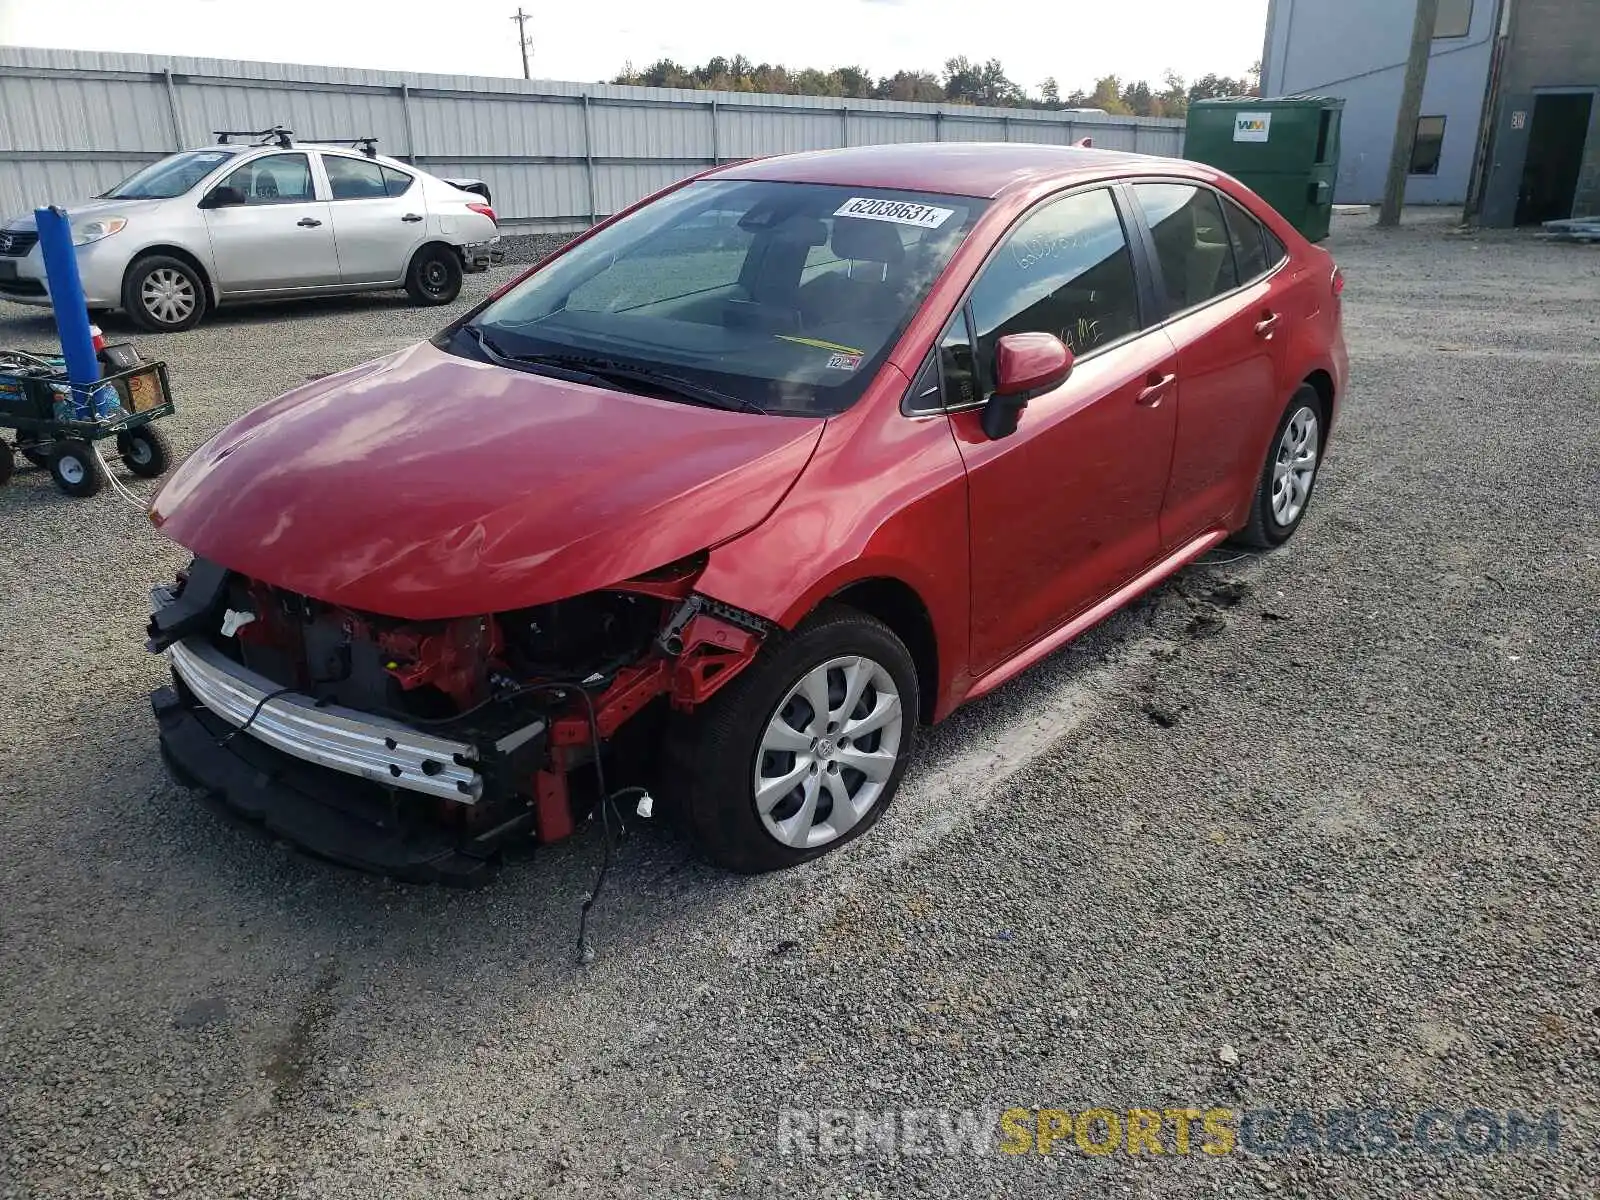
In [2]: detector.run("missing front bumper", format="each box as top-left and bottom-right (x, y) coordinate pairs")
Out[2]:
(152, 684), (514, 884)
(167, 636), (484, 803)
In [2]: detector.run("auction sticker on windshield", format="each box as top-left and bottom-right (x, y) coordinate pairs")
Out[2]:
(833, 197), (955, 228)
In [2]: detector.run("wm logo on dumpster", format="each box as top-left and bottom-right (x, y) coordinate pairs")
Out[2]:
(1233, 113), (1273, 143)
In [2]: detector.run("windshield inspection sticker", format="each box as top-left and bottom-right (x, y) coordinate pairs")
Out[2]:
(834, 197), (955, 229)
(826, 352), (864, 371)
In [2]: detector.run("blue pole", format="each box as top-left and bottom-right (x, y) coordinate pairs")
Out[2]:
(34, 205), (100, 391)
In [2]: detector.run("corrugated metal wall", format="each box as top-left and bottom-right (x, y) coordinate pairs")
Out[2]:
(0, 46), (1187, 230)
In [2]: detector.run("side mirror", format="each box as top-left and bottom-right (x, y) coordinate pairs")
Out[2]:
(200, 185), (247, 209)
(981, 332), (1074, 440)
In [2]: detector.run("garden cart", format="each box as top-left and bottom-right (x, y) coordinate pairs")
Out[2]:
(0, 343), (176, 496)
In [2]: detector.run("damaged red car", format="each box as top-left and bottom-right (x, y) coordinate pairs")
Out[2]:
(146, 143), (1347, 882)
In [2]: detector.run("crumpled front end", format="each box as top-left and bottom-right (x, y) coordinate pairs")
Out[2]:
(148, 554), (769, 883)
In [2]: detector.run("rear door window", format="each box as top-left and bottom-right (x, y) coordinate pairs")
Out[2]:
(324, 155), (390, 200)
(1221, 194), (1271, 282)
(1134, 183), (1241, 313)
(1263, 227), (1288, 268)
(381, 165), (415, 197)
(967, 187), (1142, 380)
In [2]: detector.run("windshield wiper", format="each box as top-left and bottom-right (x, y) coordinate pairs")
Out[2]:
(460, 328), (766, 415)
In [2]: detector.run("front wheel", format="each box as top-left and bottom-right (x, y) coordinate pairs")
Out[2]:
(405, 245), (463, 305)
(673, 606), (919, 873)
(122, 255), (207, 332)
(1237, 386), (1325, 548)
(117, 426), (171, 478)
(47, 440), (106, 498)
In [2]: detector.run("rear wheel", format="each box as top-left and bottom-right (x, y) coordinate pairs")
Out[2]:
(673, 606), (918, 873)
(47, 440), (105, 498)
(1237, 385), (1325, 548)
(117, 426), (171, 478)
(405, 245), (463, 305)
(0, 442), (13, 486)
(122, 255), (207, 332)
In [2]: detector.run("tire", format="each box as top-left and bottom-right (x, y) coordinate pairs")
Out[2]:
(405, 245), (463, 305)
(47, 440), (106, 498)
(0, 441), (12, 486)
(672, 605), (919, 874)
(122, 254), (207, 332)
(1236, 385), (1326, 549)
(117, 426), (172, 478)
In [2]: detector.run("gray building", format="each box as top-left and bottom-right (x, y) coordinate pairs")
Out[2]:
(1261, 0), (1599, 225)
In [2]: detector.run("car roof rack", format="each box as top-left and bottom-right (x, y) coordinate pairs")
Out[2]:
(307, 136), (380, 158)
(213, 126), (295, 149)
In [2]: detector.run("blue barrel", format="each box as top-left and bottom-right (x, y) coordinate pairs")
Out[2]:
(34, 205), (118, 419)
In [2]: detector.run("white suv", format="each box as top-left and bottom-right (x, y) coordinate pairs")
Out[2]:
(0, 132), (503, 331)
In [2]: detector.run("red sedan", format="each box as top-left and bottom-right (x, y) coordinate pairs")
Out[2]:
(146, 143), (1347, 882)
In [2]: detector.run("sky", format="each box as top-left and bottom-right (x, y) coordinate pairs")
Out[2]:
(0, 0), (1268, 94)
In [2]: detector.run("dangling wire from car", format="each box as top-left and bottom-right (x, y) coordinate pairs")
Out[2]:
(482, 680), (636, 965)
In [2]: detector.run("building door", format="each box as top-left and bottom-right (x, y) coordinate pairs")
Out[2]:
(1514, 93), (1595, 225)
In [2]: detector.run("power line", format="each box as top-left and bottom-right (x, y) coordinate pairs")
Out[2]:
(511, 7), (532, 81)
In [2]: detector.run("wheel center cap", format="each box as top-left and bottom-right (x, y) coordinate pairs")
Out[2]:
(815, 736), (837, 759)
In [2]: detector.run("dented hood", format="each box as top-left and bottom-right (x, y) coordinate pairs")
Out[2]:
(151, 342), (824, 619)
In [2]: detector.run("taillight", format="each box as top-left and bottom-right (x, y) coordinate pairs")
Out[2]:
(1331, 265), (1345, 297)
(467, 202), (497, 225)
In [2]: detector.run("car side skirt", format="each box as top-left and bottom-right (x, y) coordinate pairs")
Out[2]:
(963, 528), (1229, 704)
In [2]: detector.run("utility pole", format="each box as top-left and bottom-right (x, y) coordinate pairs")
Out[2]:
(511, 7), (532, 80)
(1379, 0), (1440, 227)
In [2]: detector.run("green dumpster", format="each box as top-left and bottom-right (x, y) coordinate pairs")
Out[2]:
(1184, 96), (1345, 243)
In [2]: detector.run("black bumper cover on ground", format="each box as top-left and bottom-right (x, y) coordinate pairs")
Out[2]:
(152, 683), (508, 886)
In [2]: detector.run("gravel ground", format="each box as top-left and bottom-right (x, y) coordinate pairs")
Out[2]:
(0, 213), (1596, 1199)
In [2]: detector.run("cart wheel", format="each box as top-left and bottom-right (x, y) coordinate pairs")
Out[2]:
(0, 442), (13, 487)
(15, 435), (49, 468)
(47, 440), (106, 498)
(117, 426), (171, 478)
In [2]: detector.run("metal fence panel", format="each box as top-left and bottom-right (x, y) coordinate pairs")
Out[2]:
(0, 46), (1186, 231)
(589, 101), (710, 160)
(846, 112), (940, 145)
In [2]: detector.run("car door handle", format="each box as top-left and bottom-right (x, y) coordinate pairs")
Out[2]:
(1136, 372), (1176, 407)
(1255, 312), (1282, 338)
(401, 213), (424, 223)
(296, 217), (323, 228)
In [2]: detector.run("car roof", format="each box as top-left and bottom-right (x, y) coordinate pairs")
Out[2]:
(707, 141), (1190, 200)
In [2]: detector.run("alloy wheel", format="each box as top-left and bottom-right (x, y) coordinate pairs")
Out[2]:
(1271, 405), (1319, 527)
(753, 655), (904, 850)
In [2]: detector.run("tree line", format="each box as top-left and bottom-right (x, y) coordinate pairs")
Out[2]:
(611, 56), (1260, 118)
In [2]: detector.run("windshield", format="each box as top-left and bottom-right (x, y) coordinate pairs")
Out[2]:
(102, 150), (238, 200)
(454, 180), (987, 416)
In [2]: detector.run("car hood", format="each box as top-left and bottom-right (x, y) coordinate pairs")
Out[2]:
(3, 196), (166, 232)
(151, 342), (826, 619)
